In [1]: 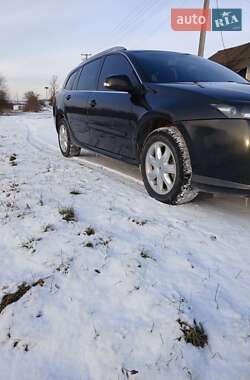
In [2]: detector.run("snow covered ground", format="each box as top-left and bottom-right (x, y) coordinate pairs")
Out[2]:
(0, 110), (250, 380)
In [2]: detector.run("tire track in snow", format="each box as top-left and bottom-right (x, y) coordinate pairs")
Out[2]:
(23, 117), (147, 197)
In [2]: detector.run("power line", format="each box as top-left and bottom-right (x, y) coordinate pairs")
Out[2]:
(117, 0), (162, 36)
(96, 0), (156, 53)
(131, 16), (167, 49)
(111, 0), (166, 46)
(119, 0), (165, 40)
(110, 0), (154, 36)
(216, 0), (226, 51)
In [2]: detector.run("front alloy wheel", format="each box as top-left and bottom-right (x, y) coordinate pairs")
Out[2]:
(145, 141), (176, 195)
(141, 127), (198, 205)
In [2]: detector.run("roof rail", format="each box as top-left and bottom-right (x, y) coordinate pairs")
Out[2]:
(89, 46), (126, 60)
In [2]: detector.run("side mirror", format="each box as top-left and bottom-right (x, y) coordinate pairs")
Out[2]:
(104, 75), (134, 93)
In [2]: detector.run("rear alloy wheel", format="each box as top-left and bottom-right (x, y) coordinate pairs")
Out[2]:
(141, 127), (198, 205)
(58, 120), (81, 157)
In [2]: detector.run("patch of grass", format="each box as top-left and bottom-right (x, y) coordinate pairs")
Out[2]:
(140, 250), (156, 262)
(129, 217), (147, 226)
(13, 340), (29, 352)
(21, 237), (41, 254)
(56, 262), (70, 275)
(0, 279), (44, 315)
(128, 286), (140, 294)
(84, 226), (95, 236)
(59, 207), (77, 222)
(39, 194), (44, 206)
(177, 319), (208, 348)
(9, 154), (17, 166)
(70, 189), (82, 195)
(10, 182), (19, 192)
(42, 224), (55, 233)
(9, 154), (17, 162)
(83, 237), (111, 249)
(24, 344), (29, 352)
(97, 237), (111, 247)
(121, 368), (139, 378)
(56, 256), (73, 275)
(84, 241), (94, 248)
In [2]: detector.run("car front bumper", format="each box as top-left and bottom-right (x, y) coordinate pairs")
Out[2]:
(182, 118), (250, 195)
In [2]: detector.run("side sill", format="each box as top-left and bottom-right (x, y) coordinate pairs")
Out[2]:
(192, 175), (250, 196)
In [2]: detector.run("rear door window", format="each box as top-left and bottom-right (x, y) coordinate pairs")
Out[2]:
(65, 71), (78, 90)
(77, 58), (103, 91)
(72, 68), (81, 90)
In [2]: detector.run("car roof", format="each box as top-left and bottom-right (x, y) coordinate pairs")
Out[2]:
(66, 48), (192, 81)
(126, 49), (190, 55)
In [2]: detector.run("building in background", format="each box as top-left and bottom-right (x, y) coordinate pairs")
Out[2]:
(209, 42), (250, 80)
(12, 100), (26, 112)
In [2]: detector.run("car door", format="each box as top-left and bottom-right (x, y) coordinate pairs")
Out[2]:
(65, 58), (103, 146)
(64, 68), (81, 139)
(87, 53), (140, 158)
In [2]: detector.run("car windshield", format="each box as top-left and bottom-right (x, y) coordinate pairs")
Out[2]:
(127, 51), (247, 84)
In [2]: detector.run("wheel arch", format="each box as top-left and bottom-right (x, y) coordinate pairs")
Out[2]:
(55, 111), (65, 133)
(136, 116), (193, 164)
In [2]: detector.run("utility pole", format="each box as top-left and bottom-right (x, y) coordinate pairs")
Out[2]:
(198, 0), (210, 57)
(81, 53), (92, 61)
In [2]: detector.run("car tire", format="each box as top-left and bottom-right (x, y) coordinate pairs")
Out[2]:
(141, 126), (198, 205)
(58, 120), (81, 157)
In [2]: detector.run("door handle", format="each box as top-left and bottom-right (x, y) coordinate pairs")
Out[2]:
(65, 95), (71, 100)
(88, 99), (96, 108)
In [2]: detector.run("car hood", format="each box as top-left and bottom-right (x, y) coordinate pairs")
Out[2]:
(147, 81), (250, 104)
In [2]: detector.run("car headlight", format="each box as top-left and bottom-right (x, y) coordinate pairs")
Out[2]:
(212, 104), (250, 119)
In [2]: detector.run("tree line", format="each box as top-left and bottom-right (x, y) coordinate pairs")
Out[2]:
(0, 74), (59, 114)
(0, 75), (10, 113)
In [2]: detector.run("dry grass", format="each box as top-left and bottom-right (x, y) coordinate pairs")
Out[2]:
(21, 237), (41, 254)
(9, 154), (17, 162)
(59, 207), (77, 222)
(121, 368), (139, 378)
(84, 226), (95, 236)
(0, 279), (44, 314)
(177, 319), (208, 348)
(42, 224), (55, 233)
(129, 217), (147, 226)
(9, 154), (17, 166)
(140, 250), (156, 262)
(84, 242), (94, 248)
(70, 189), (82, 195)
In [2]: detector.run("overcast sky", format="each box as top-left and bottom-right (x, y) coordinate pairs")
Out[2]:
(1, 0), (250, 99)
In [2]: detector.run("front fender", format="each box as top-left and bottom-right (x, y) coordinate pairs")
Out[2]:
(135, 112), (193, 164)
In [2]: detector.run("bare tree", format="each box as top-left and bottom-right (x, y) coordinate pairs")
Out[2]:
(49, 75), (59, 105)
(24, 91), (41, 112)
(0, 75), (10, 113)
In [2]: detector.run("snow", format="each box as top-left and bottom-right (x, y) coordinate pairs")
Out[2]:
(0, 110), (250, 380)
